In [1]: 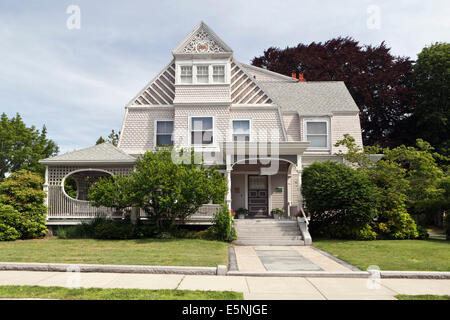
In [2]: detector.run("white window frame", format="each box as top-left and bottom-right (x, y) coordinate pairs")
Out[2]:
(231, 119), (252, 142)
(212, 64), (226, 83)
(196, 65), (209, 84)
(302, 118), (330, 150)
(154, 120), (174, 147)
(189, 116), (215, 146)
(176, 63), (228, 85)
(179, 65), (193, 84)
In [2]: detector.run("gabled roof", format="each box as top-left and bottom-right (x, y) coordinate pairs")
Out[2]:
(39, 142), (136, 165)
(237, 63), (296, 83)
(172, 21), (233, 55)
(257, 81), (360, 115)
(128, 60), (175, 106)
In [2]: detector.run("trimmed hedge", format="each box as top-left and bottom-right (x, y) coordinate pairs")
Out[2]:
(302, 161), (379, 240)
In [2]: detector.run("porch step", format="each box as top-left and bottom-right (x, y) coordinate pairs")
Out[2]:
(233, 219), (305, 246)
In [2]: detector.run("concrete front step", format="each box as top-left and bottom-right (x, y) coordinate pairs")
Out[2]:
(233, 240), (305, 246)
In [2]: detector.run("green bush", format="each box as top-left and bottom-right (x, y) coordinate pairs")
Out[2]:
(0, 170), (47, 239)
(207, 205), (237, 242)
(235, 208), (248, 218)
(302, 161), (379, 240)
(0, 204), (22, 241)
(416, 225), (430, 240)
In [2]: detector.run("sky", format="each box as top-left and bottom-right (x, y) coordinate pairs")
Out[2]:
(1, 0), (449, 154)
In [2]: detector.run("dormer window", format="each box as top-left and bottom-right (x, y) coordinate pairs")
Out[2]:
(180, 66), (192, 84)
(177, 64), (227, 84)
(304, 119), (329, 149)
(196, 66), (209, 83)
(213, 65), (225, 83)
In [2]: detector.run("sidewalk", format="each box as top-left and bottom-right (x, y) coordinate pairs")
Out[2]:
(1, 270), (449, 300)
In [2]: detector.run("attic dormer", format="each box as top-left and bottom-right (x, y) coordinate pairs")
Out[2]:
(172, 22), (233, 87)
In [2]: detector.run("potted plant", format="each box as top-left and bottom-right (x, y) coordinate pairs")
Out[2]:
(271, 208), (284, 220)
(236, 208), (248, 219)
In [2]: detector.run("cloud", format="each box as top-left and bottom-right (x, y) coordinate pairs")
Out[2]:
(0, 0), (448, 152)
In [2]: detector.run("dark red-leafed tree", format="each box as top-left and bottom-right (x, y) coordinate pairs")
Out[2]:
(251, 37), (414, 147)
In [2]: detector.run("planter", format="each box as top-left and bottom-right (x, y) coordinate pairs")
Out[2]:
(272, 213), (281, 220)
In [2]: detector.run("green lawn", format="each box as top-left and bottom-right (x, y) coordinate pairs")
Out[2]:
(396, 294), (450, 300)
(0, 238), (228, 267)
(313, 239), (450, 271)
(0, 285), (242, 300)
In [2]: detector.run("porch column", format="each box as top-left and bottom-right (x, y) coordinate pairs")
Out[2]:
(226, 154), (232, 208)
(286, 166), (292, 217)
(297, 155), (303, 208)
(43, 166), (49, 208)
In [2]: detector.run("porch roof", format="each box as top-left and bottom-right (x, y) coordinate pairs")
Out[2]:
(39, 142), (137, 165)
(222, 141), (310, 156)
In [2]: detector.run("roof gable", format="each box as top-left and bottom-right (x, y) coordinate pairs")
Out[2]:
(40, 142), (136, 164)
(130, 61), (176, 106)
(172, 22), (233, 55)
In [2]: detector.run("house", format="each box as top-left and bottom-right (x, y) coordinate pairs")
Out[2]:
(40, 22), (363, 228)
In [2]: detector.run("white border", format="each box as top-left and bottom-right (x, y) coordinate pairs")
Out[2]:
(302, 117), (331, 150)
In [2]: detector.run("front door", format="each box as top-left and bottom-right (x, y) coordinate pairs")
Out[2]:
(248, 175), (268, 216)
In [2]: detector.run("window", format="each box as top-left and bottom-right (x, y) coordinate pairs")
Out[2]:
(305, 121), (328, 148)
(191, 117), (213, 145)
(196, 66), (209, 83)
(180, 66), (192, 84)
(156, 121), (174, 146)
(232, 120), (250, 142)
(213, 65), (225, 83)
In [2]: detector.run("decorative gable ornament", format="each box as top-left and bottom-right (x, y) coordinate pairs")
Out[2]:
(183, 30), (225, 53)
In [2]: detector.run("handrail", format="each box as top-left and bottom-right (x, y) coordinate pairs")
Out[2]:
(299, 206), (309, 226)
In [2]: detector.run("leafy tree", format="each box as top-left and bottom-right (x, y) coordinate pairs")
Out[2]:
(407, 43), (449, 155)
(96, 129), (120, 146)
(0, 170), (47, 239)
(88, 175), (133, 212)
(302, 161), (379, 240)
(88, 148), (227, 231)
(251, 38), (414, 147)
(336, 135), (447, 229)
(0, 113), (59, 180)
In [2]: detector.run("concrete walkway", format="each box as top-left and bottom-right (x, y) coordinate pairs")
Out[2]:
(234, 246), (354, 272)
(1, 271), (449, 300)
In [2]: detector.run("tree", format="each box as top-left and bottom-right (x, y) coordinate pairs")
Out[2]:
(0, 113), (59, 180)
(408, 43), (450, 155)
(96, 129), (120, 146)
(88, 148), (228, 231)
(0, 170), (47, 239)
(251, 38), (414, 147)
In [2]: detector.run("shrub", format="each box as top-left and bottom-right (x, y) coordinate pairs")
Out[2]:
(0, 204), (22, 241)
(207, 205), (237, 242)
(93, 220), (135, 240)
(0, 170), (47, 239)
(416, 225), (430, 240)
(302, 161), (379, 240)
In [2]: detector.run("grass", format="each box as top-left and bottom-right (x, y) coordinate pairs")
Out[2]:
(313, 238), (450, 271)
(0, 238), (229, 267)
(0, 285), (243, 300)
(396, 294), (450, 300)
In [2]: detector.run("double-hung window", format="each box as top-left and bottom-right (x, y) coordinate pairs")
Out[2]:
(155, 121), (174, 146)
(232, 120), (250, 142)
(196, 66), (209, 83)
(212, 65), (225, 83)
(180, 66), (192, 84)
(305, 120), (328, 149)
(191, 117), (213, 145)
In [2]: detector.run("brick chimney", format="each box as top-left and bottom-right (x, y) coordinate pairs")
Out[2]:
(298, 73), (306, 82)
(291, 73), (297, 80)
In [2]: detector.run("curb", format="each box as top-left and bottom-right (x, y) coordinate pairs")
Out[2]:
(226, 270), (450, 279)
(227, 246), (238, 271)
(0, 262), (219, 275)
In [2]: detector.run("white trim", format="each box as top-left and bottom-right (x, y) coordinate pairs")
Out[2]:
(188, 115), (216, 147)
(231, 119), (252, 142)
(61, 168), (114, 203)
(154, 119), (174, 148)
(302, 117), (331, 151)
(268, 175), (272, 212)
(244, 173), (248, 210)
(176, 62), (229, 85)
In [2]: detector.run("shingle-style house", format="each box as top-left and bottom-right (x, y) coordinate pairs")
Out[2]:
(40, 22), (363, 239)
